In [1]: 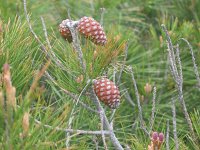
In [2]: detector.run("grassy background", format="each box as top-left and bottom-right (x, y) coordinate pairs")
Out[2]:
(0, 0), (200, 149)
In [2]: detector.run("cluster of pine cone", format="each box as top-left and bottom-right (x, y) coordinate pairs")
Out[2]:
(59, 16), (107, 46)
(59, 17), (120, 109)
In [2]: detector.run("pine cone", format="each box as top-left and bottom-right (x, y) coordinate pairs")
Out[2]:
(59, 19), (72, 42)
(77, 17), (107, 46)
(93, 77), (120, 109)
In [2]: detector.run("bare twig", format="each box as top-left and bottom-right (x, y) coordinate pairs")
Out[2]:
(40, 17), (52, 50)
(92, 136), (99, 150)
(117, 41), (129, 85)
(100, 8), (106, 26)
(175, 44), (183, 86)
(129, 66), (149, 137)
(90, 0), (95, 13)
(65, 21), (86, 72)
(161, 25), (178, 82)
(90, 88), (124, 150)
(65, 111), (74, 148)
(166, 119), (170, 150)
(99, 111), (108, 150)
(110, 109), (117, 123)
(67, 9), (71, 20)
(113, 66), (117, 84)
(123, 87), (135, 107)
(161, 24), (195, 138)
(34, 119), (110, 135)
(179, 38), (200, 87)
(149, 86), (156, 132)
(171, 98), (179, 150)
(23, 0), (47, 53)
(125, 145), (131, 150)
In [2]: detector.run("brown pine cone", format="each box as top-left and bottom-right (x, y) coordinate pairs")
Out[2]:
(77, 16), (107, 46)
(93, 77), (120, 109)
(59, 19), (73, 42)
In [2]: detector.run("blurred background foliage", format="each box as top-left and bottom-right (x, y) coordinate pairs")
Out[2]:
(0, 0), (200, 149)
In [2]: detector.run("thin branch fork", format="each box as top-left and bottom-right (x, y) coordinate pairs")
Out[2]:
(90, 88), (124, 150)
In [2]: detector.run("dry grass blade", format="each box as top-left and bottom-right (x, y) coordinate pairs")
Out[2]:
(3, 64), (16, 111)
(0, 91), (4, 110)
(22, 112), (29, 137)
(29, 60), (51, 94)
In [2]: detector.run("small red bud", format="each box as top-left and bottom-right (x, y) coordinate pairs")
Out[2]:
(152, 132), (158, 141)
(159, 133), (164, 142)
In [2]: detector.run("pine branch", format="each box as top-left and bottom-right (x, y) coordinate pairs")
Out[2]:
(64, 21), (86, 72)
(161, 24), (195, 139)
(122, 86), (135, 107)
(171, 98), (179, 150)
(34, 119), (110, 135)
(166, 119), (170, 150)
(90, 88), (124, 150)
(100, 8), (106, 26)
(99, 111), (108, 150)
(179, 38), (200, 88)
(40, 16), (75, 75)
(129, 66), (149, 137)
